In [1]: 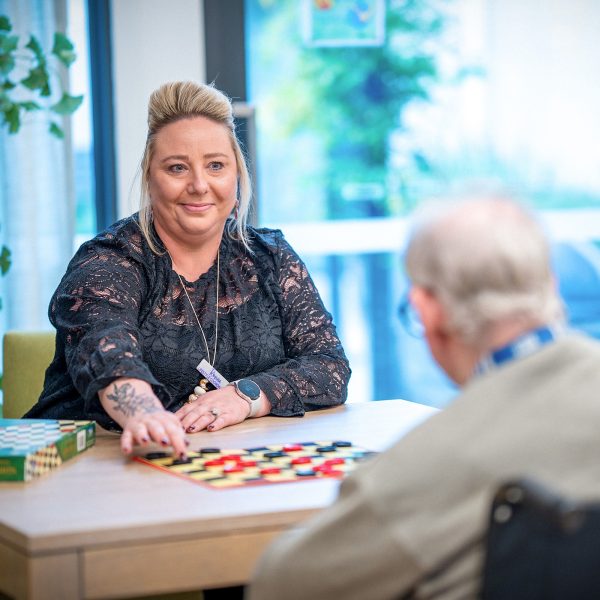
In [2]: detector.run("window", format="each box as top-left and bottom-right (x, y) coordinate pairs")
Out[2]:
(0, 0), (97, 337)
(241, 1), (600, 407)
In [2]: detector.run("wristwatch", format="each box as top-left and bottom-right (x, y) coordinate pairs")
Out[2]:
(231, 379), (261, 418)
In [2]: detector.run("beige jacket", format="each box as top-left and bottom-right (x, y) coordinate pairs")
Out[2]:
(248, 334), (600, 600)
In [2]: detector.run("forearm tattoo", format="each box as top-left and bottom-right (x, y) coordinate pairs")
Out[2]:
(107, 382), (161, 417)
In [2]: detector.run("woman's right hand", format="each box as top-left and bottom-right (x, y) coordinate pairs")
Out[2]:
(99, 378), (188, 456)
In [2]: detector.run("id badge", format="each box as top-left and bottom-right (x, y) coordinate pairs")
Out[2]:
(196, 358), (229, 389)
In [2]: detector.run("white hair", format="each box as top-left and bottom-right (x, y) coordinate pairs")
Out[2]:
(405, 195), (565, 346)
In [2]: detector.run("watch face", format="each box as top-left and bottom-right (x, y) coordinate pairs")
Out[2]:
(237, 379), (260, 400)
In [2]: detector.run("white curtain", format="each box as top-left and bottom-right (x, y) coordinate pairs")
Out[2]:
(0, 0), (75, 336)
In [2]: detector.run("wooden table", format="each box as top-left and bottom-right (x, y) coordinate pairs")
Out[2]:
(0, 399), (437, 600)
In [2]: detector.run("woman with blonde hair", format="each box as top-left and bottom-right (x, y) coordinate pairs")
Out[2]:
(27, 81), (350, 456)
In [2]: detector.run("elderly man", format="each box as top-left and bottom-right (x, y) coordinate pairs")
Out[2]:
(247, 196), (600, 600)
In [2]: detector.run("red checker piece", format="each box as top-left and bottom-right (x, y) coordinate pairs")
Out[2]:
(291, 456), (312, 465)
(323, 458), (345, 466)
(282, 444), (304, 452)
(220, 454), (243, 461)
(313, 464), (336, 473)
(204, 458), (226, 467)
(260, 467), (282, 475)
(238, 460), (258, 467)
(223, 465), (245, 473)
(320, 469), (344, 478)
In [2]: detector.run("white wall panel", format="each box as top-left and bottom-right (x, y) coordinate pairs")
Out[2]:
(111, 0), (205, 217)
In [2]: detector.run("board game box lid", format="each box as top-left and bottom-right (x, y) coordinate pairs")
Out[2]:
(0, 419), (96, 482)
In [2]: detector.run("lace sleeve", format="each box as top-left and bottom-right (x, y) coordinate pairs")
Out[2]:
(50, 235), (163, 412)
(250, 236), (351, 415)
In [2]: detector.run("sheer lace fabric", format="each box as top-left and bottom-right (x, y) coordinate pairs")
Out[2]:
(26, 216), (350, 429)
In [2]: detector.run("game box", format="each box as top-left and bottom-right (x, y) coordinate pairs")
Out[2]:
(0, 419), (96, 481)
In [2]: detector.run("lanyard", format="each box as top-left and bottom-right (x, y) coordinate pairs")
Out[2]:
(474, 325), (563, 377)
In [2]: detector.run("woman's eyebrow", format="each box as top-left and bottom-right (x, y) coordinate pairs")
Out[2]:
(203, 152), (229, 159)
(159, 152), (229, 163)
(160, 154), (189, 163)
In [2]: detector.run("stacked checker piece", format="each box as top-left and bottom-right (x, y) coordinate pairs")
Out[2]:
(136, 440), (377, 488)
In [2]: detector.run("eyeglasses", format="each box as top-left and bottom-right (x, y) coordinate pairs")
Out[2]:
(397, 292), (425, 338)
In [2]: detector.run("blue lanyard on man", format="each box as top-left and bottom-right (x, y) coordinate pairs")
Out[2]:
(474, 325), (564, 377)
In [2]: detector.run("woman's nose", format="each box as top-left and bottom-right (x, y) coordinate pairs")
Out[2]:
(187, 172), (209, 194)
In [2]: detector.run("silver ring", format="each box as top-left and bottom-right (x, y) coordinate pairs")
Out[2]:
(210, 407), (220, 417)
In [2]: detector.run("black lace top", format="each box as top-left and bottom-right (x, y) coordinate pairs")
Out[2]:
(26, 216), (351, 429)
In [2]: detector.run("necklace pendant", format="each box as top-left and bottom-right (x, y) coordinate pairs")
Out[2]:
(197, 358), (229, 390)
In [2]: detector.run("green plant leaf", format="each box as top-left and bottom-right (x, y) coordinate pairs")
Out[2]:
(50, 92), (83, 115)
(19, 100), (40, 111)
(25, 35), (44, 62)
(0, 18), (82, 137)
(20, 64), (49, 91)
(0, 51), (15, 75)
(52, 32), (76, 67)
(49, 121), (64, 138)
(0, 245), (12, 275)
(3, 101), (20, 133)
(0, 33), (18, 52)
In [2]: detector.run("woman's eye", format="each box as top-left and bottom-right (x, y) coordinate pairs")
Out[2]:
(168, 164), (186, 174)
(208, 161), (224, 171)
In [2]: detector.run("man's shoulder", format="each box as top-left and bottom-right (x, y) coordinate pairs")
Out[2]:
(556, 331), (600, 356)
(499, 332), (600, 388)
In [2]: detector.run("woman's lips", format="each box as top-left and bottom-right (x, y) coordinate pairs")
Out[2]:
(181, 203), (213, 213)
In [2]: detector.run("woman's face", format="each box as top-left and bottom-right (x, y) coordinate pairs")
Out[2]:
(148, 116), (238, 246)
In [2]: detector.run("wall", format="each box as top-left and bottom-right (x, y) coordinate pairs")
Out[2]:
(111, 0), (206, 218)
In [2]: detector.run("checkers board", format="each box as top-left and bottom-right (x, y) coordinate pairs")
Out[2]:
(135, 440), (377, 489)
(0, 419), (96, 481)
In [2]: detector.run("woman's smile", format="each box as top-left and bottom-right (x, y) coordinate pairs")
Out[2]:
(180, 201), (215, 213)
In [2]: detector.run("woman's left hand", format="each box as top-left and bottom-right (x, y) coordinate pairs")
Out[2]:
(175, 385), (252, 433)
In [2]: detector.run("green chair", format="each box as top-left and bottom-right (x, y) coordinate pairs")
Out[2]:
(2, 330), (56, 418)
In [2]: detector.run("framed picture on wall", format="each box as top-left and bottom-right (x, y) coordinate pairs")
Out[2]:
(302, 0), (385, 47)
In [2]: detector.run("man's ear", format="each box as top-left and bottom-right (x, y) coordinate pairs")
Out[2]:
(409, 286), (447, 334)
(410, 285), (468, 384)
